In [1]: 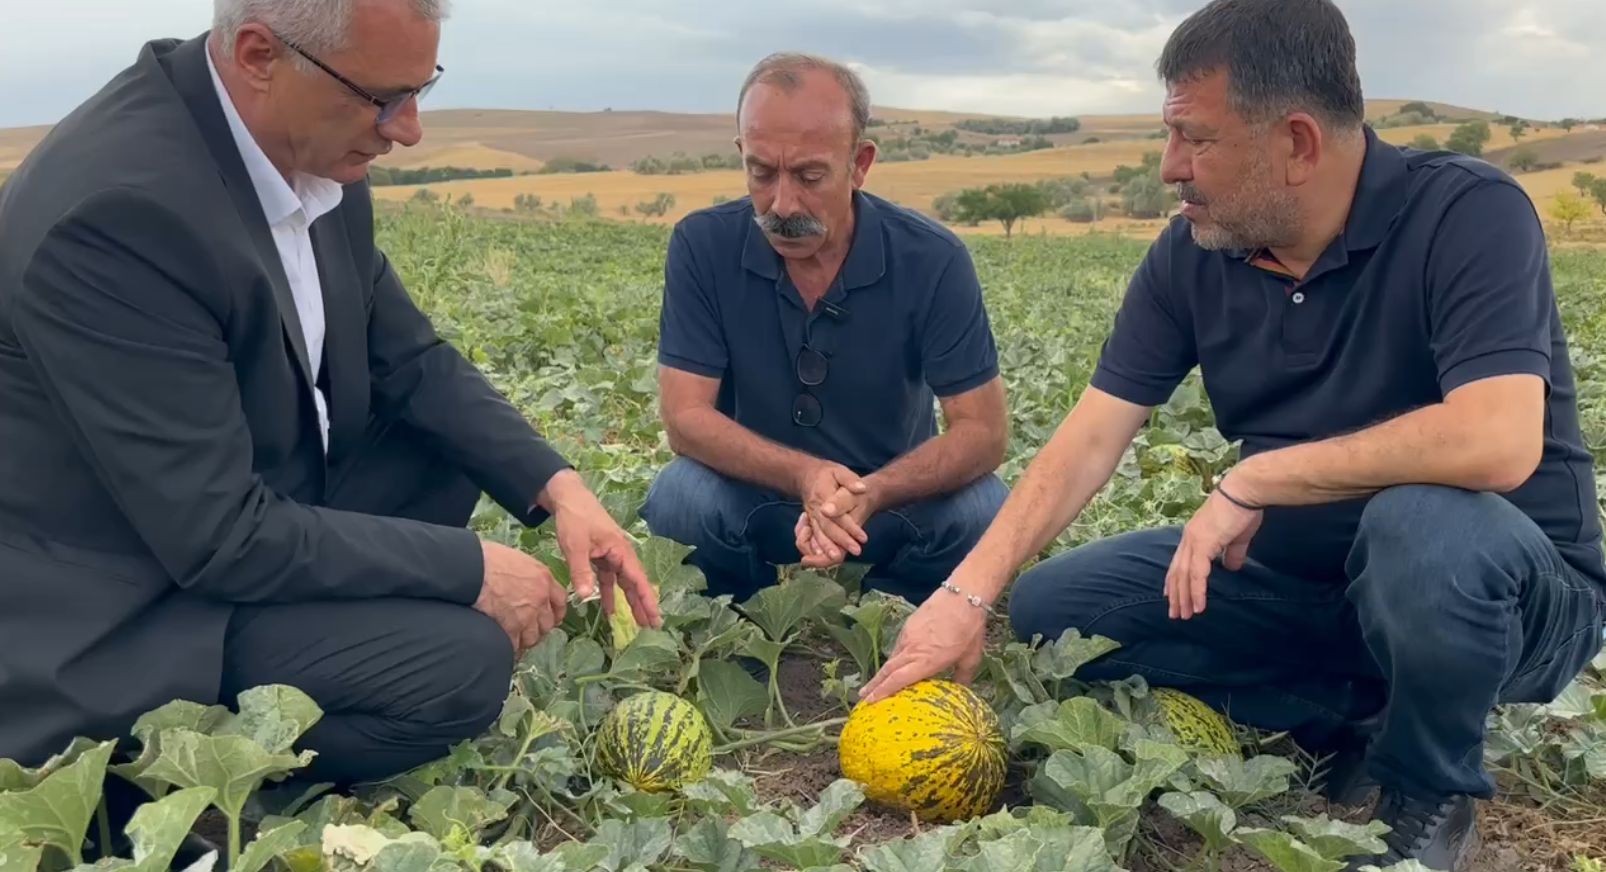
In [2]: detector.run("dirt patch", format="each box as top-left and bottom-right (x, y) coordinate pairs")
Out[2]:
(1489, 130), (1606, 167)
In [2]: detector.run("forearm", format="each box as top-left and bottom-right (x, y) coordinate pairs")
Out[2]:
(955, 394), (1139, 602)
(1226, 388), (1542, 507)
(865, 420), (1004, 511)
(665, 406), (818, 496)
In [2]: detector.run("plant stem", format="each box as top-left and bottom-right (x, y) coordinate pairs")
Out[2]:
(493, 711), (542, 794)
(712, 717), (848, 755)
(96, 800), (112, 860)
(229, 812), (242, 871)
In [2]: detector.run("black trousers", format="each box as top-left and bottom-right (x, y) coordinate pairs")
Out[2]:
(1008, 484), (1605, 801)
(218, 418), (512, 787)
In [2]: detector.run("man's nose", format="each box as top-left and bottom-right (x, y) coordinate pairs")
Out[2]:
(378, 98), (424, 148)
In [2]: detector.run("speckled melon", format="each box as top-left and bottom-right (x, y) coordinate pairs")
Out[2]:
(1145, 687), (1240, 758)
(595, 690), (713, 792)
(837, 679), (1008, 823)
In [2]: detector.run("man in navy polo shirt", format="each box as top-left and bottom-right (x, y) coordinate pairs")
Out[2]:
(858, 1), (1604, 868)
(639, 52), (1010, 611)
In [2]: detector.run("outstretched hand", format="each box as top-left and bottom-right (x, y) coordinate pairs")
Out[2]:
(858, 582), (990, 703)
(541, 470), (663, 629)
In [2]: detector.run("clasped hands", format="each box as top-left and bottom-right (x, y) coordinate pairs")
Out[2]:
(793, 461), (879, 569)
(474, 469), (663, 653)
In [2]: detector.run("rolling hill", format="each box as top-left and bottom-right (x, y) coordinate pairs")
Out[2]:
(3, 97), (1603, 241)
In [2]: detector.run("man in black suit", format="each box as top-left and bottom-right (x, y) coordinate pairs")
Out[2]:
(0, 0), (662, 797)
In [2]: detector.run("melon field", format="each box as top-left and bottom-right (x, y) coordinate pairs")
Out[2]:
(3, 200), (1605, 872)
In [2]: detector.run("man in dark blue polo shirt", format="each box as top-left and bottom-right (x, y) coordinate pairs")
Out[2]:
(857, 1), (1604, 868)
(639, 52), (1009, 611)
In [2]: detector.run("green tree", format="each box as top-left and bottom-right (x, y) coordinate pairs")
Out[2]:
(1122, 173), (1168, 218)
(1572, 171), (1597, 197)
(1550, 191), (1589, 234)
(1591, 178), (1606, 217)
(952, 183), (1050, 238)
(1508, 148), (1539, 172)
(1445, 121), (1491, 156)
(1410, 133), (1441, 150)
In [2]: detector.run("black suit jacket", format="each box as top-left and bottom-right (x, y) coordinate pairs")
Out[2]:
(0, 34), (569, 766)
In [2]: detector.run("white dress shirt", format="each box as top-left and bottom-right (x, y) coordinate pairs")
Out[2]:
(205, 49), (345, 454)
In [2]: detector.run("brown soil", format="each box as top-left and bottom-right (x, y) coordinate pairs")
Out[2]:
(725, 645), (1603, 871)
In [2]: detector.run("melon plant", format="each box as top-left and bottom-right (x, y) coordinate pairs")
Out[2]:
(837, 679), (1009, 823)
(595, 690), (713, 792)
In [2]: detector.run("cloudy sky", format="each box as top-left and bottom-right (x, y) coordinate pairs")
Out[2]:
(3, 0), (1603, 129)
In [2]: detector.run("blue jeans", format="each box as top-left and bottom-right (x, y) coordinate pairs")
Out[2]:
(1008, 484), (1605, 800)
(639, 456), (1009, 605)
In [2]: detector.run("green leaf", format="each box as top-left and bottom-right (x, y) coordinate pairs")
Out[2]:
(236, 819), (309, 872)
(695, 659), (770, 732)
(1280, 814), (1391, 860)
(0, 830), (44, 872)
(797, 779), (864, 838)
(856, 828), (954, 872)
(1030, 628), (1122, 682)
(641, 536), (706, 596)
(0, 739), (115, 866)
(1235, 828), (1348, 872)
(406, 785), (513, 842)
(608, 628), (682, 679)
(0, 738), (107, 794)
(1194, 754), (1299, 809)
(681, 770), (761, 818)
(588, 817), (673, 870)
(739, 573), (846, 642)
(111, 785), (217, 872)
(1157, 790), (1236, 851)
(139, 729), (315, 841)
(673, 818), (760, 872)
(1012, 697), (1127, 753)
(728, 811), (848, 869)
(217, 685), (323, 753)
(489, 841), (571, 872)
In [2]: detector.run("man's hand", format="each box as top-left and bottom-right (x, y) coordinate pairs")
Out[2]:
(796, 479), (879, 569)
(1164, 482), (1263, 620)
(539, 470), (664, 629)
(475, 539), (568, 652)
(858, 580), (991, 703)
(796, 462), (869, 564)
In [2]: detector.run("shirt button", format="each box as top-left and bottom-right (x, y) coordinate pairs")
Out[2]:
(1291, 291), (1306, 304)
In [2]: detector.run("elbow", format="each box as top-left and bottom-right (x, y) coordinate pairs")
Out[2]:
(978, 416), (1010, 473)
(1475, 433), (1544, 494)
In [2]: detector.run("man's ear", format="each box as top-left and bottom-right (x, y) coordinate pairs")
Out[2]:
(850, 139), (877, 188)
(1283, 112), (1324, 187)
(224, 23), (286, 95)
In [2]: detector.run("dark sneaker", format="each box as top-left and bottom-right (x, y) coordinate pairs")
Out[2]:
(1346, 789), (1479, 871)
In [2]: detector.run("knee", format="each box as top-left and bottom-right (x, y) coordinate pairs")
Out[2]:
(1348, 484), (1521, 617)
(639, 457), (744, 546)
(1006, 550), (1108, 646)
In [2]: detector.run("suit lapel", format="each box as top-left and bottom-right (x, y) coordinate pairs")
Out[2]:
(161, 34), (316, 394)
(310, 217), (368, 468)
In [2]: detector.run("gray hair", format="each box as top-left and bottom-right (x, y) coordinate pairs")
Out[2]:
(212, 0), (450, 59)
(1156, 0), (1365, 134)
(737, 52), (872, 144)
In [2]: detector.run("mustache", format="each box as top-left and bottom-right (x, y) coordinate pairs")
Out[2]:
(1175, 183), (1207, 204)
(754, 211), (826, 239)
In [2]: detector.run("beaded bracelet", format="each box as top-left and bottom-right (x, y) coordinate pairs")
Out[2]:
(941, 580), (994, 614)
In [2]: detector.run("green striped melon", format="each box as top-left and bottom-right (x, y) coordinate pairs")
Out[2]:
(1144, 687), (1241, 758)
(837, 679), (1007, 823)
(595, 690), (713, 792)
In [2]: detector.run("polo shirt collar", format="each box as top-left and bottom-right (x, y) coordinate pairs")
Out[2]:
(741, 189), (886, 289)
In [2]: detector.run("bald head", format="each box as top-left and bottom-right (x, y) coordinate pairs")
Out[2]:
(737, 52), (870, 148)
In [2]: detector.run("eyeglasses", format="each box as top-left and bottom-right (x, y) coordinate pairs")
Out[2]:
(272, 30), (444, 125)
(792, 344), (827, 428)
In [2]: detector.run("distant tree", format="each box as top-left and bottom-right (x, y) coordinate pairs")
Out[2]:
(1399, 100), (1435, 118)
(1061, 197), (1099, 223)
(1572, 171), (1597, 197)
(1410, 133), (1441, 150)
(1507, 147), (1539, 172)
(635, 192), (676, 217)
(1592, 178), (1606, 216)
(1509, 120), (1528, 142)
(1122, 173), (1168, 218)
(457, 193), (475, 209)
(1560, 118), (1579, 131)
(1445, 120), (1491, 157)
(950, 183), (1049, 238)
(568, 194), (599, 217)
(1550, 191), (1589, 234)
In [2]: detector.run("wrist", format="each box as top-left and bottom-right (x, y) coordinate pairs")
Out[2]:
(535, 468), (588, 513)
(1219, 455), (1273, 508)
